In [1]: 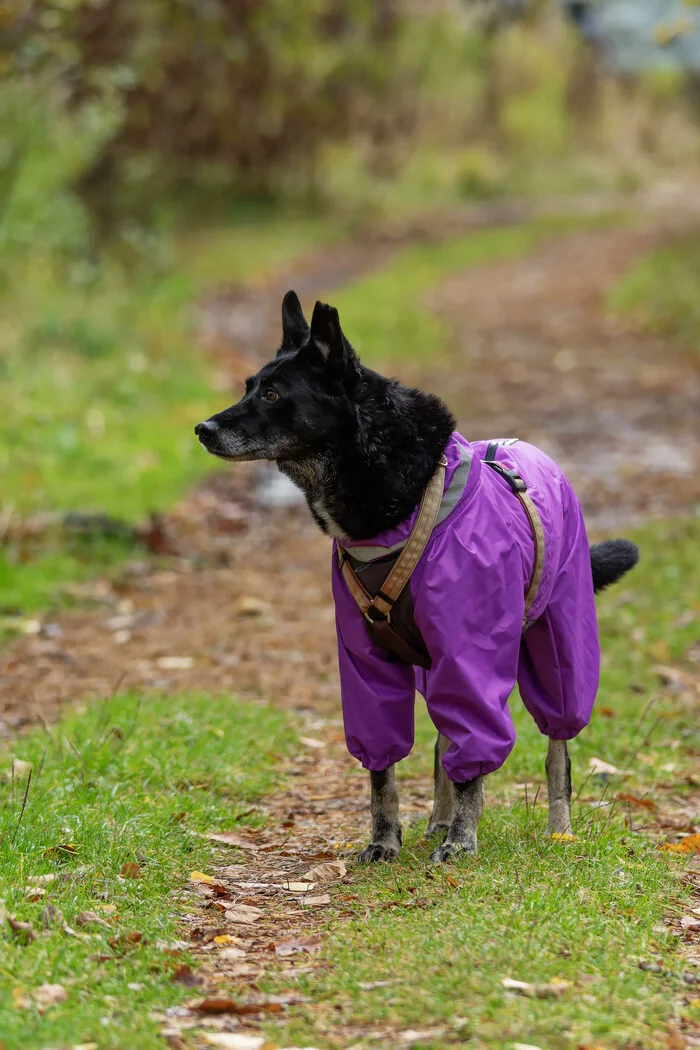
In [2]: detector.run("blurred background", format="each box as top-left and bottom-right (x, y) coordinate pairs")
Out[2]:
(1, 0), (700, 684)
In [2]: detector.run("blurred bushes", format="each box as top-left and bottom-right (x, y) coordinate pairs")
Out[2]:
(4, 0), (416, 235)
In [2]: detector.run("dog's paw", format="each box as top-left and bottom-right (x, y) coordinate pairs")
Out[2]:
(424, 821), (450, 840)
(358, 842), (400, 864)
(429, 839), (476, 864)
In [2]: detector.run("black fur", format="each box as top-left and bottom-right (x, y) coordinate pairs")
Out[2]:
(195, 291), (640, 590)
(590, 539), (640, 593)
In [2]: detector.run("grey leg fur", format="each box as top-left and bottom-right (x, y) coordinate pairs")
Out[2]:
(426, 733), (455, 837)
(546, 738), (573, 835)
(429, 775), (484, 864)
(358, 767), (402, 863)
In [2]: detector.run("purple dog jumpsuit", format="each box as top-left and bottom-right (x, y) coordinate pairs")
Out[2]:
(332, 433), (600, 782)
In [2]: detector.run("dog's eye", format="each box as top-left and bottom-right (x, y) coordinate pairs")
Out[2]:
(263, 390), (279, 402)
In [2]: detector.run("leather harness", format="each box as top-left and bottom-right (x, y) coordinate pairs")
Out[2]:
(338, 440), (546, 669)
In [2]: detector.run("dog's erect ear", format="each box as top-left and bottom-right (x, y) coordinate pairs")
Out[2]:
(280, 290), (309, 352)
(309, 301), (353, 372)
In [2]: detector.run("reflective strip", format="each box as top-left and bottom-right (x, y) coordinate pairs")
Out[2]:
(340, 444), (472, 565)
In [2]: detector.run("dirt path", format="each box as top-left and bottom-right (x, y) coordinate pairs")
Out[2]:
(2, 209), (699, 1045)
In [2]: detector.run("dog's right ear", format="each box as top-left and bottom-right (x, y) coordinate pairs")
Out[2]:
(279, 290), (309, 353)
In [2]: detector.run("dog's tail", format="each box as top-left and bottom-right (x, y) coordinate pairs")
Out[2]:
(589, 539), (639, 593)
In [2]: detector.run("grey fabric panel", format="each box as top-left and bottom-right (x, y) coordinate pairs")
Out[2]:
(341, 444), (472, 565)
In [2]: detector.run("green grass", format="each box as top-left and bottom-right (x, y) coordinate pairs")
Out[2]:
(0, 691), (294, 1050)
(334, 212), (626, 368)
(258, 516), (699, 1050)
(608, 234), (700, 353)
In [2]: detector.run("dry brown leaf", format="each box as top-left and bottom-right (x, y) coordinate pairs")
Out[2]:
(283, 881), (317, 893)
(234, 596), (268, 617)
(618, 793), (656, 811)
(304, 893), (331, 907)
(218, 946), (246, 959)
(76, 911), (111, 929)
(157, 656), (194, 670)
(502, 977), (571, 998)
(8, 917), (37, 943)
(195, 996), (281, 1016)
(35, 983), (68, 1010)
(121, 861), (141, 878)
(202, 1035), (265, 1049)
(26, 873), (56, 886)
(171, 963), (202, 987)
(301, 860), (346, 884)
(272, 934), (321, 956)
(224, 904), (263, 924)
(588, 757), (626, 776)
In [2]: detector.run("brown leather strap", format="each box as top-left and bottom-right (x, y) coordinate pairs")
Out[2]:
(517, 489), (545, 624)
(483, 442), (546, 628)
(338, 455), (447, 627)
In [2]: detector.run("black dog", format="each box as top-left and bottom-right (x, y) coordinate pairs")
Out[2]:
(196, 292), (638, 863)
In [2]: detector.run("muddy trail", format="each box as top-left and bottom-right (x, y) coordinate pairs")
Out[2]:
(1, 208), (699, 1045)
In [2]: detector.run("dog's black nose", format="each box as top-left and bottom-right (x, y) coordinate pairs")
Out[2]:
(195, 420), (218, 438)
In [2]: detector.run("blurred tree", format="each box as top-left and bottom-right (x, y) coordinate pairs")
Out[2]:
(2, 0), (410, 235)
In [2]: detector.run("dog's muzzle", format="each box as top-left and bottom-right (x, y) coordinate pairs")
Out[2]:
(195, 419), (219, 450)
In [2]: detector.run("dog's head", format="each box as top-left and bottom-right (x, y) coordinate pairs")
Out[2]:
(195, 292), (362, 463)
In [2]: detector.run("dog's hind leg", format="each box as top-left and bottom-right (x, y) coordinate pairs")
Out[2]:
(546, 738), (573, 835)
(358, 767), (402, 863)
(426, 733), (455, 838)
(429, 775), (484, 863)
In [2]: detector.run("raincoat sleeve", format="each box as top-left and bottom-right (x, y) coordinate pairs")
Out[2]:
(332, 557), (416, 772)
(412, 525), (525, 782)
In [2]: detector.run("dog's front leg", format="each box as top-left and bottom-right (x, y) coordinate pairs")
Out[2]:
(429, 775), (484, 863)
(426, 733), (455, 837)
(546, 738), (573, 834)
(358, 767), (402, 863)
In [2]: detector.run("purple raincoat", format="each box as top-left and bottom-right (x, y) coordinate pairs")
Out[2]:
(332, 433), (600, 782)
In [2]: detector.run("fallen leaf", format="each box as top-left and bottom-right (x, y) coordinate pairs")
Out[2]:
(157, 656), (194, 670)
(42, 843), (79, 859)
(283, 881), (317, 893)
(680, 915), (700, 930)
(300, 736), (325, 749)
(513, 1044), (546, 1050)
(234, 596), (269, 617)
(304, 893), (331, 907)
(597, 706), (615, 718)
(202, 1035), (265, 1049)
(121, 861), (141, 878)
(658, 834), (700, 854)
(224, 905), (263, 924)
(618, 793), (656, 811)
(219, 948), (247, 963)
(10, 758), (32, 778)
(26, 874), (57, 886)
(12, 986), (30, 1009)
(272, 934), (322, 956)
(195, 997), (281, 1015)
(502, 977), (571, 998)
(7, 917), (36, 943)
(76, 910), (111, 929)
(72, 1044), (98, 1050)
(202, 832), (265, 850)
(35, 983), (67, 1010)
(108, 930), (144, 952)
(358, 979), (402, 990)
(550, 832), (578, 842)
(189, 870), (216, 884)
(588, 757), (624, 776)
(399, 1029), (447, 1045)
(213, 934), (238, 945)
(445, 874), (459, 888)
(302, 861), (346, 884)
(171, 964), (202, 987)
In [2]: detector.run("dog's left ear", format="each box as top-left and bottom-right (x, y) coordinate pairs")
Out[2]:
(309, 301), (355, 374)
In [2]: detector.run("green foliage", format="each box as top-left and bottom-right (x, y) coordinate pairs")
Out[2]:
(5, 0), (414, 229)
(0, 691), (293, 1050)
(609, 234), (700, 352)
